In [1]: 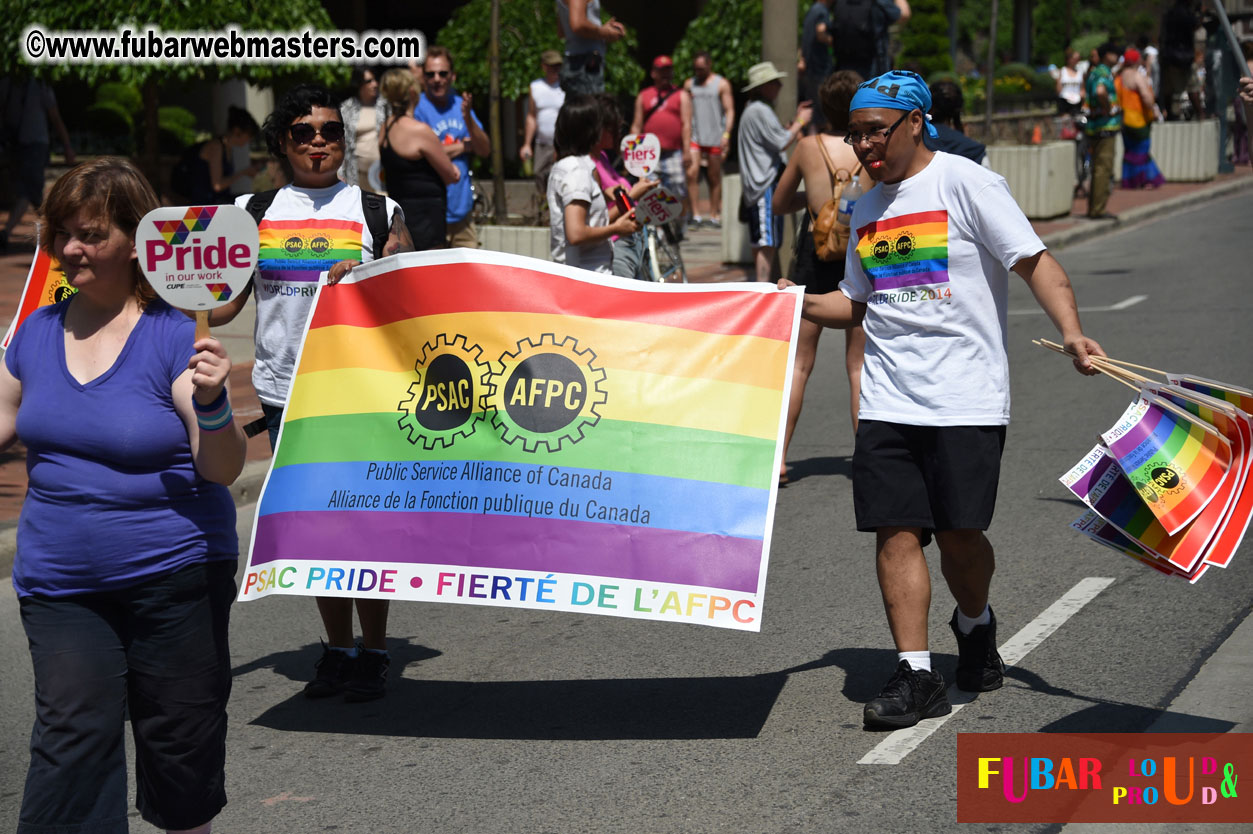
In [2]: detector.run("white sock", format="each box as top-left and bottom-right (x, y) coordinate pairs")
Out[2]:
(898, 650), (931, 672)
(956, 604), (991, 635)
(329, 645), (358, 658)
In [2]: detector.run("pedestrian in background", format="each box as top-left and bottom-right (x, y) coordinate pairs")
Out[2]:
(2, 157), (245, 834)
(556, 0), (625, 95)
(521, 50), (567, 197)
(1117, 48), (1165, 189)
(339, 66), (389, 190)
(548, 94), (640, 273)
(414, 45), (491, 248)
(0, 75), (75, 252)
(379, 68), (462, 250)
(1084, 42), (1122, 219)
(924, 79), (988, 166)
(684, 51), (735, 228)
(737, 61), (812, 282)
(771, 70), (868, 483)
(631, 55), (693, 234)
(800, 0), (836, 132)
(1159, 0), (1199, 120)
(833, 0), (911, 81)
(1056, 48), (1085, 118)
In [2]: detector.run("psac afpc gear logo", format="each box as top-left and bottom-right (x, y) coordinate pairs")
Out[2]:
(396, 333), (490, 449)
(485, 334), (608, 453)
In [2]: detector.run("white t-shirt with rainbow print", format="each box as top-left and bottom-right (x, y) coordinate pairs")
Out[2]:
(840, 152), (1044, 427)
(236, 182), (401, 407)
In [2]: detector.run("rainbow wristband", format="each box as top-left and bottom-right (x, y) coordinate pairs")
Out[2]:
(193, 389), (233, 433)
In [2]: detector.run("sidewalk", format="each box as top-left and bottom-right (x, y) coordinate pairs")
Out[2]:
(0, 164), (1250, 537)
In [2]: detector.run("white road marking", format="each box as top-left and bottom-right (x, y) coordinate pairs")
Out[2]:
(857, 577), (1116, 765)
(1010, 294), (1147, 316)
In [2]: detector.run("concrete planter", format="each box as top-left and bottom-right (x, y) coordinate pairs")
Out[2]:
(1149, 118), (1218, 181)
(720, 173), (754, 265)
(478, 225), (551, 261)
(986, 141), (1074, 219)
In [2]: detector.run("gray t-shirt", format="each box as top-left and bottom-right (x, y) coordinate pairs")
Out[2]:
(737, 100), (791, 204)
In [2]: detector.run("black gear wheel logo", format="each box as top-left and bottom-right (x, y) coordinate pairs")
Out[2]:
(485, 334), (608, 453)
(396, 333), (490, 449)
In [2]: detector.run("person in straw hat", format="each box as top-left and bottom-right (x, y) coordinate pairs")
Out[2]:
(737, 60), (812, 282)
(780, 70), (1105, 729)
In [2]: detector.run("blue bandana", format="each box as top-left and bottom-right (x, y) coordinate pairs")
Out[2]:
(849, 71), (938, 138)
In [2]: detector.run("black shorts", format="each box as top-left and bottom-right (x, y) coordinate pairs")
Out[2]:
(19, 560), (236, 833)
(852, 421), (1007, 540)
(791, 213), (844, 295)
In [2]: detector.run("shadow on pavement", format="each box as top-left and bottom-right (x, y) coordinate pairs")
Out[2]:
(784, 454), (853, 486)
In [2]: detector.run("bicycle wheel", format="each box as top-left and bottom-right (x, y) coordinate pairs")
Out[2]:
(646, 227), (686, 283)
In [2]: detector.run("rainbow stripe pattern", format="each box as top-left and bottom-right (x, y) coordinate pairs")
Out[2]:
(240, 251), (800, 630)
(3, 245), (75, 350)
(1101, 394), (1232, 536)
(257, 218), (364, 284)
(204, 283), (233, 301)
(854, 209), (949, 291)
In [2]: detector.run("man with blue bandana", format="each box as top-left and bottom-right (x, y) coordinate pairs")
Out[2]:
(780, 71), (1106, 729)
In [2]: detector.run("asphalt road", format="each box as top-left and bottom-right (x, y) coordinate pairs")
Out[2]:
(2, 192), (1251, 834)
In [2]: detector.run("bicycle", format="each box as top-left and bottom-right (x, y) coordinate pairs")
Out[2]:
(1068, 112), (1092, 198)
(627, 218), (685, 283)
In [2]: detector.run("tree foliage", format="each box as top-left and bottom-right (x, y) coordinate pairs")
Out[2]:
(435, 0), (642, 101)
(897, 0), (952, 77)
(673, 0), (763, 89)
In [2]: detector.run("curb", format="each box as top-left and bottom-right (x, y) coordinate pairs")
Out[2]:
(1040, 175), (1253, 251)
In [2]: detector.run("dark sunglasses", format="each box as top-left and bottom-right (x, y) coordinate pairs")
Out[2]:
(424, 70), (451, 79)
(287, 121), (345, 144)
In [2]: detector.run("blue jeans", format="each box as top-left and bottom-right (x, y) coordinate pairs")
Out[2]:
(18, 560), (237, 833)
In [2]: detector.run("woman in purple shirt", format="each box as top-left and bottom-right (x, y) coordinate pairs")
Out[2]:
(0, 157), (246, 834)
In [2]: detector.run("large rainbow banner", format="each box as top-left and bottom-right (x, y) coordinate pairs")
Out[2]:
(239, 251), (802, 630)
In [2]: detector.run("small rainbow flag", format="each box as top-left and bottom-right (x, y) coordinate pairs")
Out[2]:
(240, 251), (801, 630)
(1101, 393), (1232, 536)
(1061, 445), (1207, 573)
(3, 244), (76, 350)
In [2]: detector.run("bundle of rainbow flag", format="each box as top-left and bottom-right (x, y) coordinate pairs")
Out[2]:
(1042, 343), (1252, 583)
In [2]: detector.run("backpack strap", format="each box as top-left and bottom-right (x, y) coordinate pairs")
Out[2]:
(360, 190), (390, 260)
(243, 189), (278, 226)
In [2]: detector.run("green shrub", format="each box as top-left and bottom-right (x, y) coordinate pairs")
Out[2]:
(95, 82), (142, 117)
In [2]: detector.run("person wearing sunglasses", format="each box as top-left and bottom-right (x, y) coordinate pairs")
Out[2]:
(208, 84), (413, 703)
(780, 71), (1105, 730)
(413, 45), (491, 248)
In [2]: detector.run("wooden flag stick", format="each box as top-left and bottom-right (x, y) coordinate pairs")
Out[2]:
(1087, 355), (1167, 379)
(195, 310), (210, 341)
(1032, 340), (1142, 392)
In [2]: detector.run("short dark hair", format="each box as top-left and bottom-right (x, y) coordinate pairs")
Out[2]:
(820, 70), (863, 131)
(928, 79), (965, 130)
(694, 51), (711, 63)
(349, 65), (378, 92)
(554, 94), (603, 158)
(594, 93), (625, 143)
(263, 84), (341, 158)
(425, 45), (453, 71)
(226, 104), (259, 137)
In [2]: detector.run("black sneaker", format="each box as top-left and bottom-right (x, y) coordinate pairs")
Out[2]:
(344, 649), (390, 702)
(863, 661), (952, 729)
(949, 606), (1005, 692)
(303, 642), (356, 699)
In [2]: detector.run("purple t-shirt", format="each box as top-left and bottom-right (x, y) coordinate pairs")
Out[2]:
(5, 299), (237, 597)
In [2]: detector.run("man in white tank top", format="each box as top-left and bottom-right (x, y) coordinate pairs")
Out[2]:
(521, 51), (567, 196)
(683, 51), (735, 228)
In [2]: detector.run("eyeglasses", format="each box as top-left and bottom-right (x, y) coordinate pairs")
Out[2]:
(424, 70), (451, 79)
(844, 110), (913, 146)
(287, 121), (345, 144)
